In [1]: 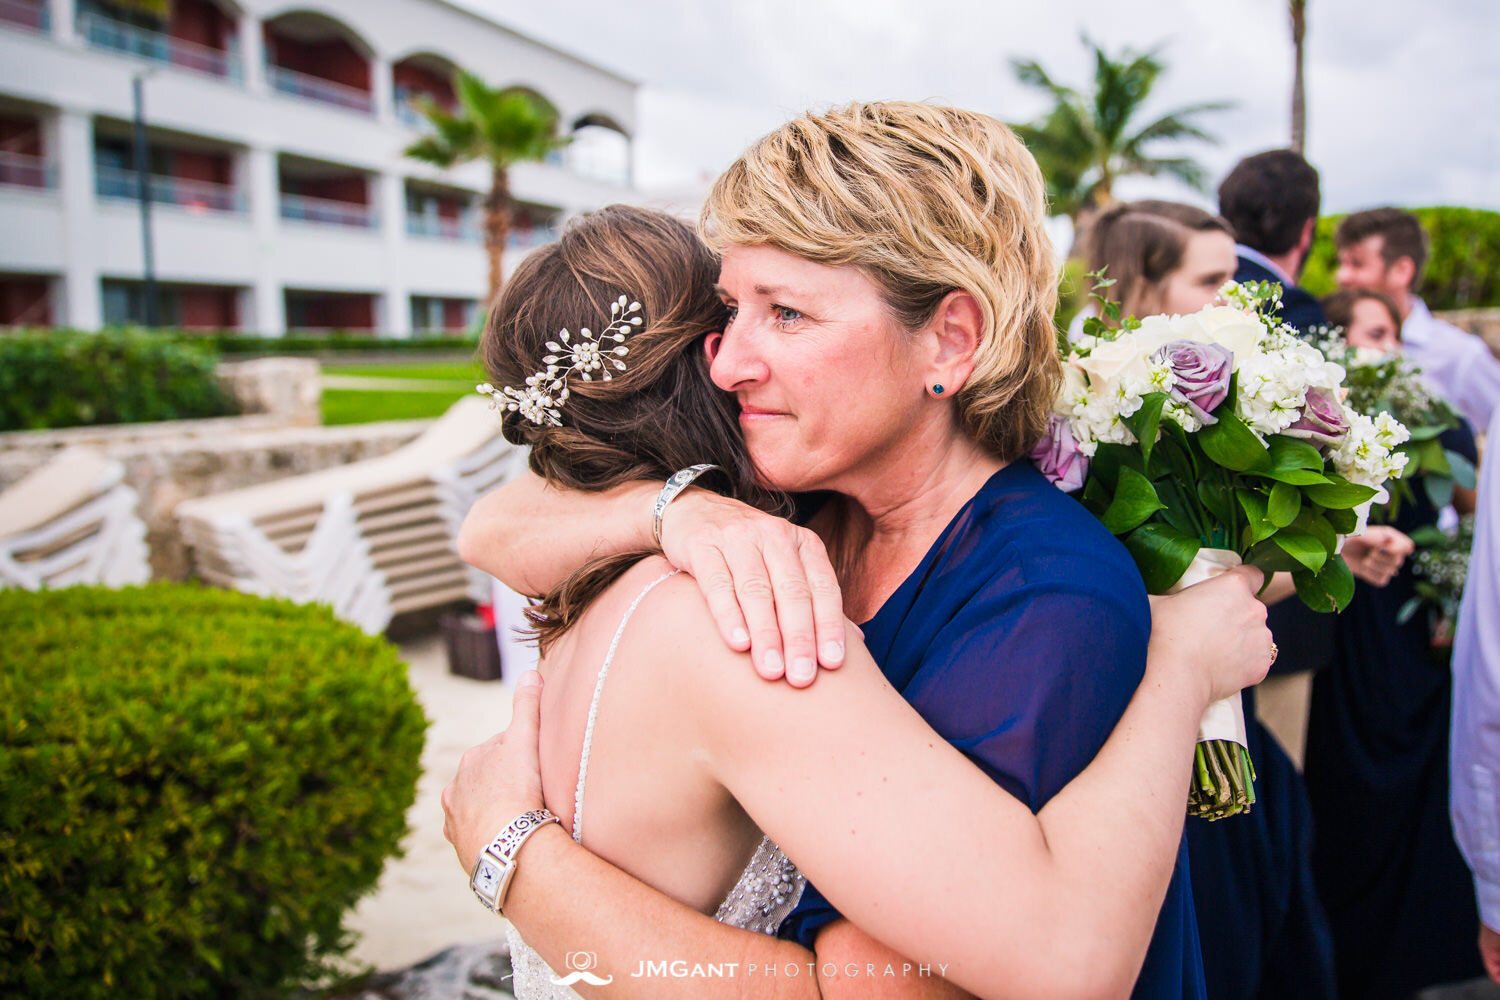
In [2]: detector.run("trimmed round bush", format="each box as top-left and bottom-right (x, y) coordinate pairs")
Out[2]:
(0, 585), (428, 999)
(0, 326), (237, 431)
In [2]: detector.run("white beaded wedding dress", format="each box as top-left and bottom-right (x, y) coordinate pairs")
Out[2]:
(506, 572), (806, 1000)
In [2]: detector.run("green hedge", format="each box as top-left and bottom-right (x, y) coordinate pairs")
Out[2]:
(0, 327), (237, 432)
(207, 333), (479, 356)
(1302, 206), (1500, 310)
(0, 585), (428, 999)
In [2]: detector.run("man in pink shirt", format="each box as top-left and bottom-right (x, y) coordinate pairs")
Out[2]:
(1336, 207), (1500, 432)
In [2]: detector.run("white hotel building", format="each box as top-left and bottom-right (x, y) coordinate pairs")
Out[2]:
(0, 0), (636, 334)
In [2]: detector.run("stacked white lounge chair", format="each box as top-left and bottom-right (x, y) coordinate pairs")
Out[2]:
(0, 448), (152, 591)
(177, 396), (525, 634)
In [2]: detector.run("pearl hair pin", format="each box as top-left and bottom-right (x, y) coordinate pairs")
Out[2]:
(478, 295), (642, 426)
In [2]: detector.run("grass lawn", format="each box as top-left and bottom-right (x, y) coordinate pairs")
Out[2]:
(320, 360), (482, 382)
(321, 388), (472, 426)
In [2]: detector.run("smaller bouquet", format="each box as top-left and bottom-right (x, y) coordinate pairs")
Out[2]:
(1401, 515), (1474, 650)
(1304, 329), (1476, 517)
(1034, 281), (1411, 820)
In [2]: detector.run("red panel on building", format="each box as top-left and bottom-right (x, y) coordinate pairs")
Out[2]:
(0, 276), (51, 326)
(393, 61), (455, 108)
(173, 149), (231, 186)
(265, 28), (370, 92)
(176, 286), (238, 329)
(0, 114), (42, 157)
(169, 0), (232, 50)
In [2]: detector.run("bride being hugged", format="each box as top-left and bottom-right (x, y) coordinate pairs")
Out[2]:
(446, 103), (1275, 1000)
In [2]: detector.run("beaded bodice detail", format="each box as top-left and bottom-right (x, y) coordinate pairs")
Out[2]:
(507, 571), (805, 1000)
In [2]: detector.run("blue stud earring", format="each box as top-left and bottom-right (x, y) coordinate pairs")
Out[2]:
(933, 384), (945, 395)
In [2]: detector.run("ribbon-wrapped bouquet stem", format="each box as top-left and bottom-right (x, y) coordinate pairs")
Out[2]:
(1033, 282), (1411, 819)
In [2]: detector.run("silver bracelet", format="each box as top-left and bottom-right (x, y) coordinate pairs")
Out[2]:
(469, 808), (561, 914)
(652, 464), (720, 549)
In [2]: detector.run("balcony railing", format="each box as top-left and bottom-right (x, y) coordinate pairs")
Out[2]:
(280, 191), (377, 229)
(76, 12), (241, 81)
(0, 0), (49, 33)
(267, 64), (374, 115)
(0, 151), (55, 189)
(96, 164), (244, 214)
(406, 213), (479, 242)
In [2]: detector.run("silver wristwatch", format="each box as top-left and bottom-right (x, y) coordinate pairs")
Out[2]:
(470, 808), (561, 914)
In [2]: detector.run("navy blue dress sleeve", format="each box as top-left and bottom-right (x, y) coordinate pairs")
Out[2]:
(778, 464), (1205, 999)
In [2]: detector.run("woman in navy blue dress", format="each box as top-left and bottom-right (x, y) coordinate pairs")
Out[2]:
(1303, 420), (1481, 999)
(444, 104), (1276, 999)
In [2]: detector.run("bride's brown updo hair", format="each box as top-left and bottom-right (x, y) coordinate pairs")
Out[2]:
(480, 205), (784, 649)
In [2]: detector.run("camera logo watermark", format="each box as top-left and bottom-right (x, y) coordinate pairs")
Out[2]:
(550, 951), (614, 987)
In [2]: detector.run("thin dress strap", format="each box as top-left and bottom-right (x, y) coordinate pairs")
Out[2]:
(572, 570), (679, 846)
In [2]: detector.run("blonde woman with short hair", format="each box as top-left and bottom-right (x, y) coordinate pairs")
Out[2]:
(446, 103), (1272, 1000)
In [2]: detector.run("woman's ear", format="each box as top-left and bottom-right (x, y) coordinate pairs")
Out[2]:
(928, 289), (982, 393)
(704, 330), (724, 363)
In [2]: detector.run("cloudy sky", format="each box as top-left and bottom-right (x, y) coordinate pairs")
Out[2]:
(459, 0), (1499, 216)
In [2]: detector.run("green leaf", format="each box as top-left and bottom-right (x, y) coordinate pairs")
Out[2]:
(1123, 523), (1202, 594)
(1101, 466), (1165, 534)
(1124, 392), (1169, 466)
(1449, 450), (1477, 490)
(1267, 436), (1325, 472)
(1273, 530), (1327, 573)
(1235, 489), (1279, 545)
(1304, 477), (1378, 510)
(1267, 481), (1301, 528)
(1403, 424), (1448, 442)
(1197, 481), (1235, 528)
(1423, 474), (1455, 510)
(1263, 468), (1332, 486)
(1198, 410), (1272, 472)
(1406, 524), (1451, 547)
(1089, 442), (1141, 492)
(1292, 555), (1356, 613)
(1323, 507), (1358, 534)
(1080, 476), (1111, 518)
(1290, 508), (1338, 553)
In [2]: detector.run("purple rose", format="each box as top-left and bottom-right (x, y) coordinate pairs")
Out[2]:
(1031, 415), (1089, 493)
(1153, 340), (1234, 425)
(1284, 387), (1350, 448)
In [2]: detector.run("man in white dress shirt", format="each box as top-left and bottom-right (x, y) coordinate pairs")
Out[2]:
(1336, 207), (1500, 432)
(1452, 405), (1500, 982)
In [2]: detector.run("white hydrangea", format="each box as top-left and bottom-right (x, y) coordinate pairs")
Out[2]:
(1330, 408), (1411, 489)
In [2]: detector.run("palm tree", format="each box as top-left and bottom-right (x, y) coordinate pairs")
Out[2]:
(1009, 37), (1232, 223)
(405, 70), (568, 307)
(1290, 0), (1308, 153)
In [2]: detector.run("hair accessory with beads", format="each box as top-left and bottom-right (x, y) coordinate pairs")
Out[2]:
(477, 295), (641, 426)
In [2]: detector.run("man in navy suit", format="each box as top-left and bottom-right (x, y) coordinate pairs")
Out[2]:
(1217, 150), (1327, 333)
(1185, 149), (1339, 1000)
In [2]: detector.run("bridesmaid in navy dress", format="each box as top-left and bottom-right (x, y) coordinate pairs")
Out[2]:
(1303, 420), (1481, 999)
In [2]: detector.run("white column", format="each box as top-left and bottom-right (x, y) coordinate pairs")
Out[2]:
(57, 108), (99, 329)
(379, 170), (411, 337)
(237, 11), (265, 94)
(51, 0), (77, 45)
(246, 145), (284, 334)
(371, 54), (393, 125)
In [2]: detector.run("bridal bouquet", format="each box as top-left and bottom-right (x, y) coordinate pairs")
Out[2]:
(1033, 281), (1411, 819)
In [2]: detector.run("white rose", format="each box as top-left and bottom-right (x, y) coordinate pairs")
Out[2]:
(1178, 306), (1266, 368)
(1076, 334), (1152, 391)
(1057, 359), (1090, 414)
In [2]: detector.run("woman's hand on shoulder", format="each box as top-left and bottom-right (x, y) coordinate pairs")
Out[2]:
(659, 489), (846, 686)
(1147, 565), (1272, 706)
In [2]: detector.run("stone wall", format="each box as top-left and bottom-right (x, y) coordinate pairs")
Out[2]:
(216, 357), (322, 425)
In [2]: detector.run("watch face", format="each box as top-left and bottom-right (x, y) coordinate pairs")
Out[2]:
(474, 858), (502, 898)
